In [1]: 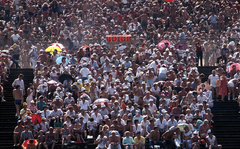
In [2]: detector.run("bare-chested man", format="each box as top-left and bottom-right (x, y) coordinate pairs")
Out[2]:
(149, 126), (161, 148)
(38, 130), (45, 149)
(44, 127), (56, 149)
(199, 119), (210, 138)
(133, 81), (143, 103)
(191, 131), (200, 149)
(13, 85), (23, 118)
(13, 120), (24, 146)
(108, 131), (121, 149)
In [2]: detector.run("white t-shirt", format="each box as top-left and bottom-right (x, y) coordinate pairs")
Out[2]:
(155, 118), (167, 130)
(197, 95), (208, 103)
(234, 73), (240, 79)
(11, 34), (20, 42)
(208, 75), (219, 87)
(91, 113), (102, 123)
(78, 100), (90, 111)
(80, 67), (91, 77)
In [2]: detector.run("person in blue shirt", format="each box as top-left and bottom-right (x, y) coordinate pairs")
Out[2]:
(122, 131), (134, 149)
(36, 95), (46, 111)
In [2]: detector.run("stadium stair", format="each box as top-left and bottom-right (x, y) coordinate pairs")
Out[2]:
(211, 101), (240, 149)
(0, 68), (34, 148)
(198, 66), (217, 82)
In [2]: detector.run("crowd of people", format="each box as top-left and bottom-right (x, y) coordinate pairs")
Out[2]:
(0, 0), (238, 149)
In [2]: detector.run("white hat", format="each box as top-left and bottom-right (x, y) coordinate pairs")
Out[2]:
(56, 87), (61, 91)
(88, 75), (93, 79)
(104, 115), (109, 119)
(143, 115), (148, 118)
(172, 96), (177, 100)
(84, 80), (89, 84)
(77, 79), (82, 84)
(81, 87), (86, 91)
(30, 100), (35, 104)
(161, 109), (167, 113)
(43, 82), (48, 86)
(36, 110), (42, 114)
(207, 129), (212, 134)
(149, 99), (154, 102)
(27, 116), (32, 120)
(92, 105), (97, 109)
(116, 79), (120, 83)
(101, 104), (106, 108)
(193, 131), (198, 135)
(55, 96), (60, 100)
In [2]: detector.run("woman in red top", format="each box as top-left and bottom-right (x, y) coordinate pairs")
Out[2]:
(219, 72), (228, 101)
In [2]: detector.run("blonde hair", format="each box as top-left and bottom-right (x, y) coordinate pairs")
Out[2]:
(102, 125), (109, 131)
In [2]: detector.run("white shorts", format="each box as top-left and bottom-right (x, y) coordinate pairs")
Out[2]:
(228, 82), (234, 87)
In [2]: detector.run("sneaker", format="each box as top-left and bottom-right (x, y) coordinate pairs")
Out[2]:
(228, 97), (230, 101)
(1, 98), (6, 102)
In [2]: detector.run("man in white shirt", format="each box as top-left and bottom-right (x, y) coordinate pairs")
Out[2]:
(148, 99), (157, 114)
(37, 82), (48, 95)
(197, 91), (208, 104)
(91, 107), (102, 124)
(78, 95), (90, 111)
(80, 63), (91, 82)
(158, 65), (167, 81)
(167, 115), (178, 128)
(50, 106), (63, 118)
(12, 74), (25, 94)
(155, 114), (167, 134)
(234, 69), (240, 79)
(208, 70), (219, 99)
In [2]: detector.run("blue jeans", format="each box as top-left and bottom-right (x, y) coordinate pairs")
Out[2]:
(158, 73), (166, 81)
(150, 140), (161, 148)
(147, 79), (154, 88)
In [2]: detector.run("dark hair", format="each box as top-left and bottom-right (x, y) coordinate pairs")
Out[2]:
(15, 85), (20, 89)
(29, 139), (34, 144)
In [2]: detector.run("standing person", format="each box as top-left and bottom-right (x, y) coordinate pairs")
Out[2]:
(26, 83), (34, 105)
(13, 85), (23, 119)
(218, 72), (227, 101)
(208, 70), (219, 99)
(12, 74), (25, 95)
(195, 40), (203, 66)
(216, 44), (229, 64)
(28, 46), (38, 69)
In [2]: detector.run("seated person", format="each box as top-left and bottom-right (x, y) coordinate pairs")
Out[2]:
(134, 131), (145, 149)
(122, 131), (134, 149)
(108, 131), (121, 149)
(96, 131), (107, 149)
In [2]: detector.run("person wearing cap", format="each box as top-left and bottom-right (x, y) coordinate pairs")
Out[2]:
(63, 93), (74, 108)
(99, 103), (109, 116)
(91, 105), (102, 124)
(80, 63), (91, 82)
(78, 94), (90, 111)
(199, 119), (210, 138)
(72, 79), (83, 90)
(52, 96), (63, 109)
(155, 113), (168, 135)
(206, 129), (222, 149)
(87, 117), (98, 138)
(204, 108), (213, 125)
(13, 120), (24, 146)
(53, 87), (64, 99)
(37, 82), (49, 96)
(27, 100), (38, 114)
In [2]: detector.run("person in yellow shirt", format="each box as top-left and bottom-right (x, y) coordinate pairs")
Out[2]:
(84, 80), (91, 92)
(20, 102), (30, 120)
(134, 131), (145, 149)
(72, 79), (83, 89)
